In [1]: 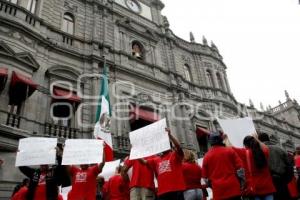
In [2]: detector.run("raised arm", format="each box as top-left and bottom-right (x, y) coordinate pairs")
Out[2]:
(165, 128), (183, 156)
(98, 144), (106, 172)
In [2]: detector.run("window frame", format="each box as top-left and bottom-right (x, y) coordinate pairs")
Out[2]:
(62, 13), (75, 35)
(183, 64), (192, 82)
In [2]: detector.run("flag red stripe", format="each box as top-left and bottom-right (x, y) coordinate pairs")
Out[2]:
(96, 137), (113, 162)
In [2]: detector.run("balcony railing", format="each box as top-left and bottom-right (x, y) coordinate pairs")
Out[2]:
(114, 136), (130, 153)
(6, 113), (20, 128)
(44, 123), (78, 139)
(0, 1), (17, 16)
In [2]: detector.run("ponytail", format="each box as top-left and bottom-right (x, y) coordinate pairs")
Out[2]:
(243, 136), (267, 169)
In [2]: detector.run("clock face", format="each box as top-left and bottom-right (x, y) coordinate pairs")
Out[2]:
(125, 0), (141, 13)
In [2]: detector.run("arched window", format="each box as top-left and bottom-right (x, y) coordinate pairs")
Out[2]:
(216, 73), (225, 90)
(183, 64), (192, 82)
(19, 0), (37, 13)
(132, 41), (143, 60)
(62, 13), (75, 35)
(206, 70), (214, 87)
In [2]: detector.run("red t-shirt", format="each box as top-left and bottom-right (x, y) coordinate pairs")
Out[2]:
(202, 146), (243, 200)
(288, 176), (298, 198)
(68, 165), (101, 200)
(11, 186), (28, 200)
(245, 146), (276, 196)
(182, 162), (202, 190)
(107, 174), (130, 200)
(295, 155), (300, 168)
(124, 157), (155, 191)
(58, 194), (63, 200)
(147, 151), (186, 196)
(33, 172), (47, 200)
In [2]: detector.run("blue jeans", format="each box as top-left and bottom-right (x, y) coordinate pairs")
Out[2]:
(254, 194), (274, 200)
(183, 189), (203, 200)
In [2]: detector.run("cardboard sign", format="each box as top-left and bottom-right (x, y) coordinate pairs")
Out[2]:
(129, 118), (170, 160)
(62, 139), (103, 165)
(15, 137), (57, 167)
(218, 117), (257, 147)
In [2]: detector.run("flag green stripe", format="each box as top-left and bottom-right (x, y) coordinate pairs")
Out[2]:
(95, 61), (112, 123)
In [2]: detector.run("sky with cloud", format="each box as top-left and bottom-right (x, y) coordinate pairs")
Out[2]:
(161, 0), (300, 109)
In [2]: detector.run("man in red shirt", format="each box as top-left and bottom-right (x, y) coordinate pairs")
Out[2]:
(67, 153), (105, 200)
(123, 156), (155, 200)
(202, 131), (245, 200)
(141, 128), (186, 200)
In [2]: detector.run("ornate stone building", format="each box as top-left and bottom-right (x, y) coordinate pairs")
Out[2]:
(0, 0), (299, 198)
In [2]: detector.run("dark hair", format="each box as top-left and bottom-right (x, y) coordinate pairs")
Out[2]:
(11, 178), (30, 197)
(22, 178), (30, 186)
(243, 136), (267, 169)
(258, 133), (270, 142)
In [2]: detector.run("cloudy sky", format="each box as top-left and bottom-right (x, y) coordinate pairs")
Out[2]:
(161, 0), (300, 109)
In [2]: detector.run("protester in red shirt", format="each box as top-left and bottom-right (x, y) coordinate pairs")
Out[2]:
(243, 136), (275, 200)
(202, 131), (245, 200)
(182, 149), (202, 200)
(11, 179), (30, 200)
(141, 128), (186, 200)
(106, 165), (130, 200)
(19, 146), (64, 200)
(295, 147), (300, 193)
(67, 151), (105, 200)
(124, 156), (155, 200)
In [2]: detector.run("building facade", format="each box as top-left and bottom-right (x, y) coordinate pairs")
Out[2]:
(0, 0), (299, 198)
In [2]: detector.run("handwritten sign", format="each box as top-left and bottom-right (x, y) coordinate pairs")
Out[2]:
(218, 117), (257, 148)
(62, 139), (103, 165)
(129, 118), (170, 160)
(15, 137), (57, 167)
(99, 159), (120, 181)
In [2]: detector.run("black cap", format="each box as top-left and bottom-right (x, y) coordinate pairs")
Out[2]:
(209, 131), (223, 146)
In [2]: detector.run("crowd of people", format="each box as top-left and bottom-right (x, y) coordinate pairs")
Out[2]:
(9, 128), (300, 200)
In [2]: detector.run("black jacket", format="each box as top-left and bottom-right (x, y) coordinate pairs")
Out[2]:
(263, 141), (294, 183)
(19, 157), (63, 200)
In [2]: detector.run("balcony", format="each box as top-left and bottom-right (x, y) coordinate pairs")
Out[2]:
(6, 113), (20, 128)
(44, 123), (78, 139)
(0, 0), (84, 53)
(114, 135), (130, 154)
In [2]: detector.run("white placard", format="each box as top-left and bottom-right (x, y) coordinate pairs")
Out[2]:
(15, 137), (57, 167)
(129, 118), (171, 160)
(62, 139), (103, 165)
(218, 117), (257, 148)
(99, 159), (120, 181)
(197, 158), (203, 167)
(61, 186), (71, 200)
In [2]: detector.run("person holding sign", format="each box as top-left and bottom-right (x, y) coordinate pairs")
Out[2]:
(18, 146), (64, 200)
(242, 136), (275, 200)
(140, 128), (186, 200)
(182, 149), (203, 200)
(202, 131), (245, 200)
(123, 155), (155, 200)
(66, 147), (106, 200)
(106, 165), (130, 200)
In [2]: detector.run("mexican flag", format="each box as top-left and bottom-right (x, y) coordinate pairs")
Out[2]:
(93, 61), (114, 161)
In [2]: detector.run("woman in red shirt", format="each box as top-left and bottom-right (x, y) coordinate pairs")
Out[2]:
(182, 149), (203, 200)
(106, 166), (130, 200)
(243, 136), (275, 200)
